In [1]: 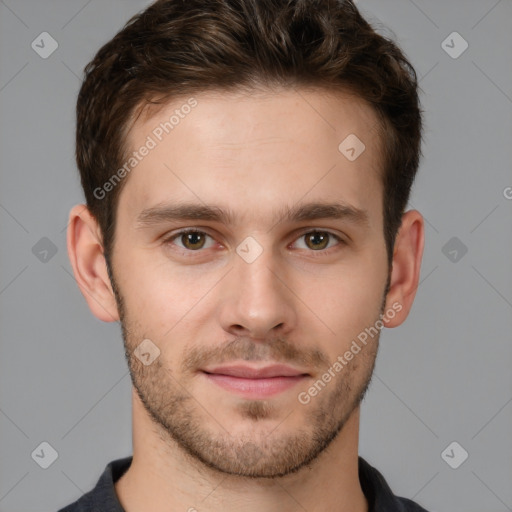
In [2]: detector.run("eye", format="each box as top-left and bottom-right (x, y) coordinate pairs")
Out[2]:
(164, 229), (216, 251)
(293, 230), (343, 251)
(163, 229), (343, 253)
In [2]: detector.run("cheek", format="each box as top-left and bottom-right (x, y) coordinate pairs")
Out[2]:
(116, 248), (221, 336)
(305, 259), (386, 344)
(113, 248), (169, 329)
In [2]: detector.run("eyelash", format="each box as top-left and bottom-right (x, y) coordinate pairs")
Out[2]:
(162, 228), (345, 255)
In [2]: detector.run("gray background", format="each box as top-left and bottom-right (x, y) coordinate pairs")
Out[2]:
(0, 0), (511, 511)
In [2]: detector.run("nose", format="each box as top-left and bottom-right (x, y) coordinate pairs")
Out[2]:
(218, 246), (297, 341)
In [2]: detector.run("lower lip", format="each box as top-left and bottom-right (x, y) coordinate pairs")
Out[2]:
(203, 372), (307, 399)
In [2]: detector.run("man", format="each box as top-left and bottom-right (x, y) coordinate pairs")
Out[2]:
(61, 0), (427, 510)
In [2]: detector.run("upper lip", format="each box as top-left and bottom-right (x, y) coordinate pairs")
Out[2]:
(202, 364), (308, 379)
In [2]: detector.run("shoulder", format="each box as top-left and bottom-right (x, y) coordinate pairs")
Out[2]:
(395, 496), (431, 511)
(57, 492), (97, 512)
(358, 456), (431, 512)
(56, 456), (132, 512)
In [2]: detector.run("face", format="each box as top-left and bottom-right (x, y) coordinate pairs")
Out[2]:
(109, 87), (390, 478)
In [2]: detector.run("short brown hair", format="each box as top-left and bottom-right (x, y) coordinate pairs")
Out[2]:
(75, 0), (422, 271)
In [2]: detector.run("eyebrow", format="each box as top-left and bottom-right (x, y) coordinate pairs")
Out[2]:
(135, 200), (369, 229)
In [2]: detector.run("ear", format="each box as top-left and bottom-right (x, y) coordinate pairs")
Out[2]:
(383, 209), (424, 327)
(66, 204), (120, 322)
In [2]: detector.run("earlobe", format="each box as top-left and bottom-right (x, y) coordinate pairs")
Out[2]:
(383, 209), (425, 328)
(66, 204), (120, 323)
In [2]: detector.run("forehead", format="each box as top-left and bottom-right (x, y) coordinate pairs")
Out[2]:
(119, 87), (384, 228)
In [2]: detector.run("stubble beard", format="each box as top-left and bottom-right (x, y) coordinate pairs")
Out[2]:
(109, 264), (385, 479)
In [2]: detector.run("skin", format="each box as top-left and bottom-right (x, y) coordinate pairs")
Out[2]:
(67, 87), (424, 512)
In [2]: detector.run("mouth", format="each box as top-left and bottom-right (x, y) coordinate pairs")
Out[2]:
(200, 364), (310, 399)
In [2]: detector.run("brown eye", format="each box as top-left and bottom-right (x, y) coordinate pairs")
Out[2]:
(165, 230), (215, 251)
(304, 231), (330, 250)
(181, 231), (206, 250)
(293, 230), (342, 252)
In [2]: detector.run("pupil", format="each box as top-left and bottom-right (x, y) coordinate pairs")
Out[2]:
(185, 232), (203, 249)
(308, 232), (328, 250)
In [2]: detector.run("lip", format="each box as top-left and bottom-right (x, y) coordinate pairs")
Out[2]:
(202, 364), (308, 378)
(201, 364), (309, 399)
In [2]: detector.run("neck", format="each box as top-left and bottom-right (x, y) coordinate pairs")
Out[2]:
(115, 389), (368, 512)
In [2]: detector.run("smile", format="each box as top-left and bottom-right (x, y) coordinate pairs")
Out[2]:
(201, 364), (310, 399)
